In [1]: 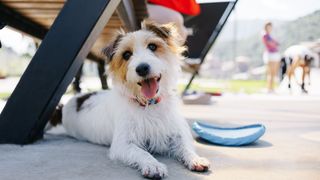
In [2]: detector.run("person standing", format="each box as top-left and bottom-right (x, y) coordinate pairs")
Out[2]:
(262, 22), (280, 93)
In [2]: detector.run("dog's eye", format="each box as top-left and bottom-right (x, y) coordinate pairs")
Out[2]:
(122, 51), (132, 60)
(147, 43), (157, 52)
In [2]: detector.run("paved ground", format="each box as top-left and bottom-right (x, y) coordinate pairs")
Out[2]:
(277, 68), (320, 96)
(0, 94), (319, 180)
(184, 95), (320, 180)
(0, 69), (319, 180)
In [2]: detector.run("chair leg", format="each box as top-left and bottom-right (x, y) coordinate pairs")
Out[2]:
(73, 64), (83, 93)
(0, 0), (121, 144)
(98, 61), (108, 89)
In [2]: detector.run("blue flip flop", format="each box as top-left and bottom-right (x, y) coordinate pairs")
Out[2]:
(192, 122), (266, 146)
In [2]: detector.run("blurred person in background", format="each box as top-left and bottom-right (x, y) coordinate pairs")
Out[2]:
(262, 22), (280, 93)
(147, 0), (201, 43)
(147, 0), (201, 73)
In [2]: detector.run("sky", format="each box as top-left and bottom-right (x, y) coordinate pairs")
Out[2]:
(198, 0), (320, 20)
(1, 0), (320, 54)
(232, 0), (320, 21)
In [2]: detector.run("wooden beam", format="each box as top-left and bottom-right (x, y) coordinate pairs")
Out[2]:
(1, 0), (65, 2)
(2, 2), (64, 10)
(0, 0), (121, 144)
(0, 2), (105, 61)
(0, 2), (48, 39)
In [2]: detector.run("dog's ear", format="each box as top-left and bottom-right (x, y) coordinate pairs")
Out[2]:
(305, 54), (314, 62)
(101, 31), (124, 62)
(141, 20), (171, 39)
(141, 20), (186, 56)
(141, 20), (182, 42)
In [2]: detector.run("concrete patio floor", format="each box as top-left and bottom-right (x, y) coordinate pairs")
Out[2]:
(0, 93), (319, 180)
(1, 69), (320, 180)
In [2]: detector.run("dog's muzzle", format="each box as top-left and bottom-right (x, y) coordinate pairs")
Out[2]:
(136, 74), (161, 100)
(135, 63), (161, 99)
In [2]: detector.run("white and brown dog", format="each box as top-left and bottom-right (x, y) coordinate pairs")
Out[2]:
(50, 21), (210, 179)
(282, 45), (314, 93)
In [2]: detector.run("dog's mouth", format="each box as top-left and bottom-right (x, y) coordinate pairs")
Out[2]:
(137, 74), (161, 99)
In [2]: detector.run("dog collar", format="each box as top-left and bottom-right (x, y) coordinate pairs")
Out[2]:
(133, 96), (161, 107)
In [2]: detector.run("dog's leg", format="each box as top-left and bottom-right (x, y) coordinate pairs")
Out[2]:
(110, 133), (168, 179)
(306, 66), (311, 85)
(286, 66), (293, 89)
(301, 66), (308, 93)
(287, 58), (300, 90)
(169, 134), (210, 172)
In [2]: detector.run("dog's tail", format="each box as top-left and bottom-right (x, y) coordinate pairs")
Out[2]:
(45, 104), (63, 131)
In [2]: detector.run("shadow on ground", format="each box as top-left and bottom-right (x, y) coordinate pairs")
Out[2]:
(195, 137), (273, 148)
(0, 133), (213, 180)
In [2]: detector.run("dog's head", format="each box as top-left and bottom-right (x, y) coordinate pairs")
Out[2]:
(102, 20), (185, 100)
(304, 54), (314, 66)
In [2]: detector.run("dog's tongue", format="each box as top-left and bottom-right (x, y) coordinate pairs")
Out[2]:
(141, 78), (158, 99)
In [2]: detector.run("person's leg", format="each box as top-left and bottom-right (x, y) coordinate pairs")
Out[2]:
(267, 61), (280, 91)
(269, 62), (276, 91)
(272, 61), (280, 85)
(266, 61), (273, 91)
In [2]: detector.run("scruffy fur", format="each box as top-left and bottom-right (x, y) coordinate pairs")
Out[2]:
(58, 21), (210, 179)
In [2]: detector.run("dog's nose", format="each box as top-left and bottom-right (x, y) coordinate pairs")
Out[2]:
(136, 63), (150, 77)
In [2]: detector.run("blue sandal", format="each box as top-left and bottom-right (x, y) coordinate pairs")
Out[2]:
(193, 122), (266, 146)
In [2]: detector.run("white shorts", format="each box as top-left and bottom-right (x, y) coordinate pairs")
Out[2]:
(263, 51), (281, 64)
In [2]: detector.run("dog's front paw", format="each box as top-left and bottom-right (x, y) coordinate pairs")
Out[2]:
(141, 161), (168, 179)
(186, 156), (210, 172)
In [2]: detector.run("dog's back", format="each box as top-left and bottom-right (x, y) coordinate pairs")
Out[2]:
(61, 91), (116, 145)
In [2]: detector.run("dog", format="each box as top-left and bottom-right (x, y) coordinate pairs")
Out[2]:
(282, 45), (314, 93)
(49, 21), (210, 179)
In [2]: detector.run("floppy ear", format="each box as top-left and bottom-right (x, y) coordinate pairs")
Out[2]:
(142, 20), (187, 56)
(101, 33), (124, 62)
(141, 20), (182, 42)
(141, 20), (170, 39)
(305, 54), (313, 60)
(305, 54), (314, 63)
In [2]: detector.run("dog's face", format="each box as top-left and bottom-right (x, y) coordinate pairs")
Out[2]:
(103, 21), (185, 100)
